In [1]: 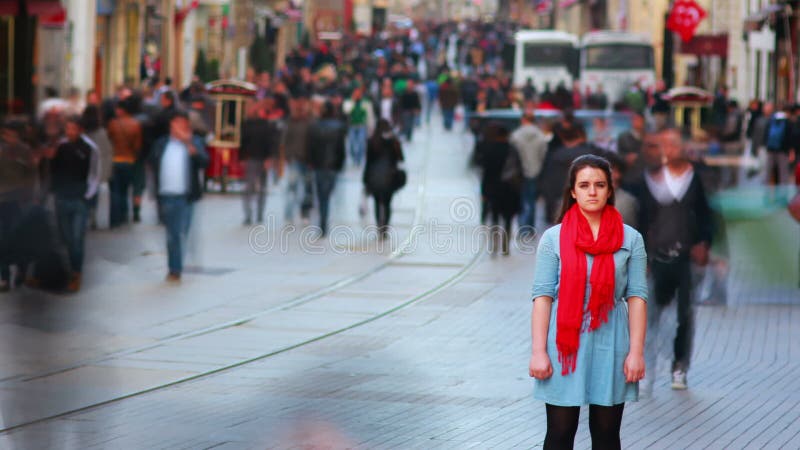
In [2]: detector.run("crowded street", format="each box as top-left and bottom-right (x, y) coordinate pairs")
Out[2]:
(0, 114), (797, 448)
(1, 1), (800, 449)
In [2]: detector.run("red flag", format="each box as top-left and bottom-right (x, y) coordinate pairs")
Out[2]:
(667, 0), (707, 43)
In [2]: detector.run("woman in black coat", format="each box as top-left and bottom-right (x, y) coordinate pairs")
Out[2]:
(363, 119), (405, 239)
(475, 122), (520, 255)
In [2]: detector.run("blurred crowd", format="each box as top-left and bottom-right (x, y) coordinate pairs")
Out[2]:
(1, 19), (799, 297)
(0, 20), (522, 293)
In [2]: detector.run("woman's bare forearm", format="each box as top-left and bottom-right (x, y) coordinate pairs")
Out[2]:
(627, 297), (646, 355)
(531, 297), (553, 355)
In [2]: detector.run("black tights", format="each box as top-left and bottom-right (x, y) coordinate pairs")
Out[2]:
(373, 191), (393, 232)
(544, 403), (625, 450)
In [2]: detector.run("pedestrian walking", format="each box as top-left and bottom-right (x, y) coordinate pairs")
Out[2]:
(399, 80), (422, 142)
(80, 105), (113, 229)
(152, 91), (179, 142)
(509, 113), (548, 236)
(616, 112), (646, 189)
(0, 119), (37, 291)
(149, 111), (209, 282)
(49, 115), (100, 292)
(529, 154), (647, 450)
(240, 99), (283, 225)
(308, 102), (347, 237)
(636, 128), (713, 391)
(283, 96), (314, 224)
(475, 123), (520, 255)
(376, 82), (399, 128)
(343, 86), (374, 167)
(107, 97), (142, 226)
(363, 119), (404, 240)
(763, 105), (796, 200)
(438, 77), (459, 131)
(424, 77), (440, 125)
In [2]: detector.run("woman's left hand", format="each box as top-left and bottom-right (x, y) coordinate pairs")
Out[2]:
(624, 352), (645, 383)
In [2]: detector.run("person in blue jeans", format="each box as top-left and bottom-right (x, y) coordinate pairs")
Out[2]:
(49, 116), (100, 292)
(509, 113), (549, 236)
(424, 78), (439, 125)
(398, 80), (421, 142)
(308, 102), (346, 237)
(343, 86), (374, 167)
(149, 111), (209, 282)
(438, 77), (459, 131)
(529, 155), (647, 450)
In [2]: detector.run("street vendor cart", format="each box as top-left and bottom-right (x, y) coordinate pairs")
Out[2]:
(204, 79), (257, 192)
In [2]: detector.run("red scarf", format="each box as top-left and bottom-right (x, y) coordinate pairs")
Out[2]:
(557, 204), (624, 375)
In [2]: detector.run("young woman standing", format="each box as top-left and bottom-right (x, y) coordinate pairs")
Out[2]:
(529, 154), (648, 450)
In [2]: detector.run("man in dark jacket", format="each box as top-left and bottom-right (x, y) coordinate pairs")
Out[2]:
(284, 96), (313, 223)
(617, 112), (646, 189)
(152, 91), (179, 142)
(764, 105), (796, 189)
(399, 80), (422, 142)
(240, 98), (284, 225)
(50, 115), (100, 291)
(149, 111), (209, 282)
(636, 128), (713, 392)
(308, 102), (346, 237)
(438, 78), (459, 131)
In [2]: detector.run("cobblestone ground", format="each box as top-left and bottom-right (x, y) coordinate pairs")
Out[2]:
(0, 117), (798, 449)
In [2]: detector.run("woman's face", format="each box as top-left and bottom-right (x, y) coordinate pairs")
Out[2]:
(571, 167), (611, 214)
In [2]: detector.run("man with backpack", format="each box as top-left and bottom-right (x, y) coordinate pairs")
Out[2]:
(764, 104), (796, 189)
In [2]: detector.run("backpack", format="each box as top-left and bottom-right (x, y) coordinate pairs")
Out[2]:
(765, 117), (787, 151)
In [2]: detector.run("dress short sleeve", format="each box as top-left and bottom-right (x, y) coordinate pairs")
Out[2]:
(532, 228), (559, 300)
(625, 230), (648, 301)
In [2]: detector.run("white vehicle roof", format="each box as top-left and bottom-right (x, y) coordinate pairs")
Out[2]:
(581, 30), (651, 47)
(515, 30), (579, 46)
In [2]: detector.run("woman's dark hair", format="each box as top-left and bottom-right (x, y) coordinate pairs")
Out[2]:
(81, 105), (101, 132)
(557, 154), (615, 223)
(372, 118), (392, 138)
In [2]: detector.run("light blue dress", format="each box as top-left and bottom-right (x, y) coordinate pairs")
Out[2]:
(531, 224), (648, 407)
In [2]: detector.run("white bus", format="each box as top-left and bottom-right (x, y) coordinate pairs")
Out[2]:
(513, 30), (579, 92)
(579, 31), (656, 107)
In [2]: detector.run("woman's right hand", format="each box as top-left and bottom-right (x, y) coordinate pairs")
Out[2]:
(529, 351), (553, 380)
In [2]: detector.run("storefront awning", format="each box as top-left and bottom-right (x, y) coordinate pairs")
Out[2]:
(27, 0), (66, 26)
(27, 0), (63, 16)
(679, 34), (728, 56)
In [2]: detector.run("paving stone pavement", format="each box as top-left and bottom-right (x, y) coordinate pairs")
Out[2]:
(3, 247), (798, 449)
(0, 116), (798, 449)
